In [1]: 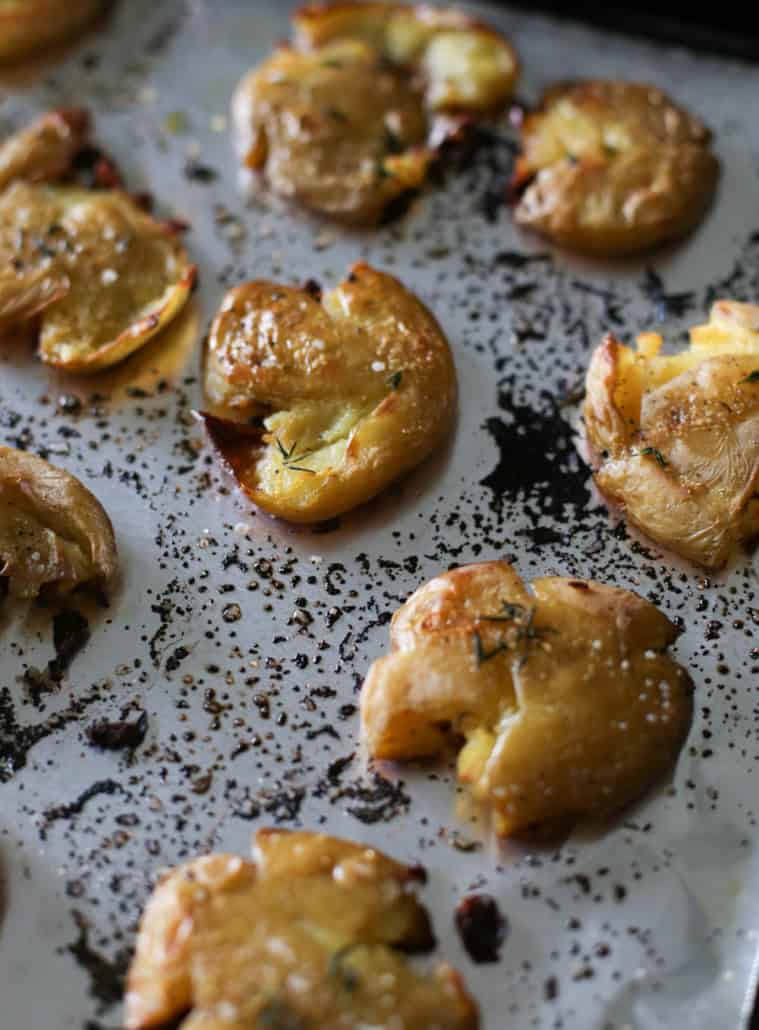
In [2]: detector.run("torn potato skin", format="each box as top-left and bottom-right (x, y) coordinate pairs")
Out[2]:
(585, 300), (759, 568)
(233, 1), (518, 224)
(200, 262), (457, 523)
(0, 0), (102, 62)
(0, 111), (196, 372)
(0, 446), (117, 599)
(511, 80), (719, 256)
(361, 561), (692, 837)
(125, 828), (478, 1030)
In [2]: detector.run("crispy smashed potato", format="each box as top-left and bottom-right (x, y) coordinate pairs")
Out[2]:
(233, 1), (518, 224)
(125, 828), (478, 1030)
(0, 0), (101, 62)
(201, 262), (456, 523)
(512, 80), (718, 256)
(0, 112), (195, 372)
(0, 446), (116, 598)
(362, 561), (692, 836)
(585, 300), (759, 567)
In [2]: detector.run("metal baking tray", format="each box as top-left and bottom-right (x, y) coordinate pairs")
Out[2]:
(2, 2), (759, 1027)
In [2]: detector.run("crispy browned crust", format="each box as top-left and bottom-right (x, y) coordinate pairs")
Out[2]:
(0, 445), (117, 597)
(512, 79), (718, 256)
(584, 302), (759, 567)
(0, 111), (197, 373)
(200, 261), (456, 523)
(125, 828), (478, 1030)
(234, 2), (518, 224)
(0, 0), (102, 62)
(362, 561), (693, 836)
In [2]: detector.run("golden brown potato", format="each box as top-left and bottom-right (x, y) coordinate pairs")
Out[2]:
(585, 300), (759, 568)
(0, 112), (196, 372)
(200, 262), (457, 523)
(0, 0), (101, 62)
(0, 108), (90, 189)
(362, 561), (692, 837)
(0, 445), (116, 598)
(512, 80), (719, 256)
(233, 2), (518, 224)
(125, 828), (478, 1030)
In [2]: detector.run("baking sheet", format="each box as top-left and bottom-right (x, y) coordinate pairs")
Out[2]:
(1, 2), (759, 1028)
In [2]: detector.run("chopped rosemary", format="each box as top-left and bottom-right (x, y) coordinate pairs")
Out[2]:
(321, 58), (343, 69)
(386, 370), (403, 390)
(274, 437), (316, 474)
(384, 127), (403, 154)
(740, 370), (759, 383)
(328, 943), (365, 992)
(473, 631), (510, 666)
(473, 603), (555, 669)
(641, 446), (667, 467)
(257, 998), (304, 1029)
(480, 601), (527, 623)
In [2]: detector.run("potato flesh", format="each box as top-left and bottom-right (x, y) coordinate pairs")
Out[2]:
(585, 301), (759, 567)
(513, 81), (718, 256)
(0, 445), (116, 598)
(203, 263), (457, 523)
(0, 182), (192, 371)
(125, 829), (477, 1030)
(361, 562), (692, 836)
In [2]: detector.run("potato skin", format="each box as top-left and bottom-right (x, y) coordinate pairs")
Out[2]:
(362, 561), (692, 837)
(201, 262), (457, 523)
(584, 301), (759, 567)
(0, 445), (116, 598)
(233, 2), (517, 224)
(125, 828), (478, 1030)
(512, 80), (718, 256)
(0, 0), (102, 62)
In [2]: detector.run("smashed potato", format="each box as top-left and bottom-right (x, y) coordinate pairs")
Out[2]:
(362, 561), (692, 836)
(512, 80), (718, 256)
(585, 300), (759, 567)
(0, 111), (195, 371)
(0, 446), (116, 598)
(0, 0), (101, 62)
(125, 828), (478, 1030)
(200, 262), (456, 523)
(233, 1), (518, 224)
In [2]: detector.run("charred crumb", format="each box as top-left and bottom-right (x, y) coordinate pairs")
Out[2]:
(22, 610), (90, 704)
(455, 894), (507, 963)
(641, 268), (695, 319)
(86, 710), (148, 752)
(41, 779), (123, 837)
(342, 772), (411, 825)
(65, 910), (131, 1013)
(0, 684), (103, 782)
(184, 160), (219, 183)
(51, 610), (91, 680)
